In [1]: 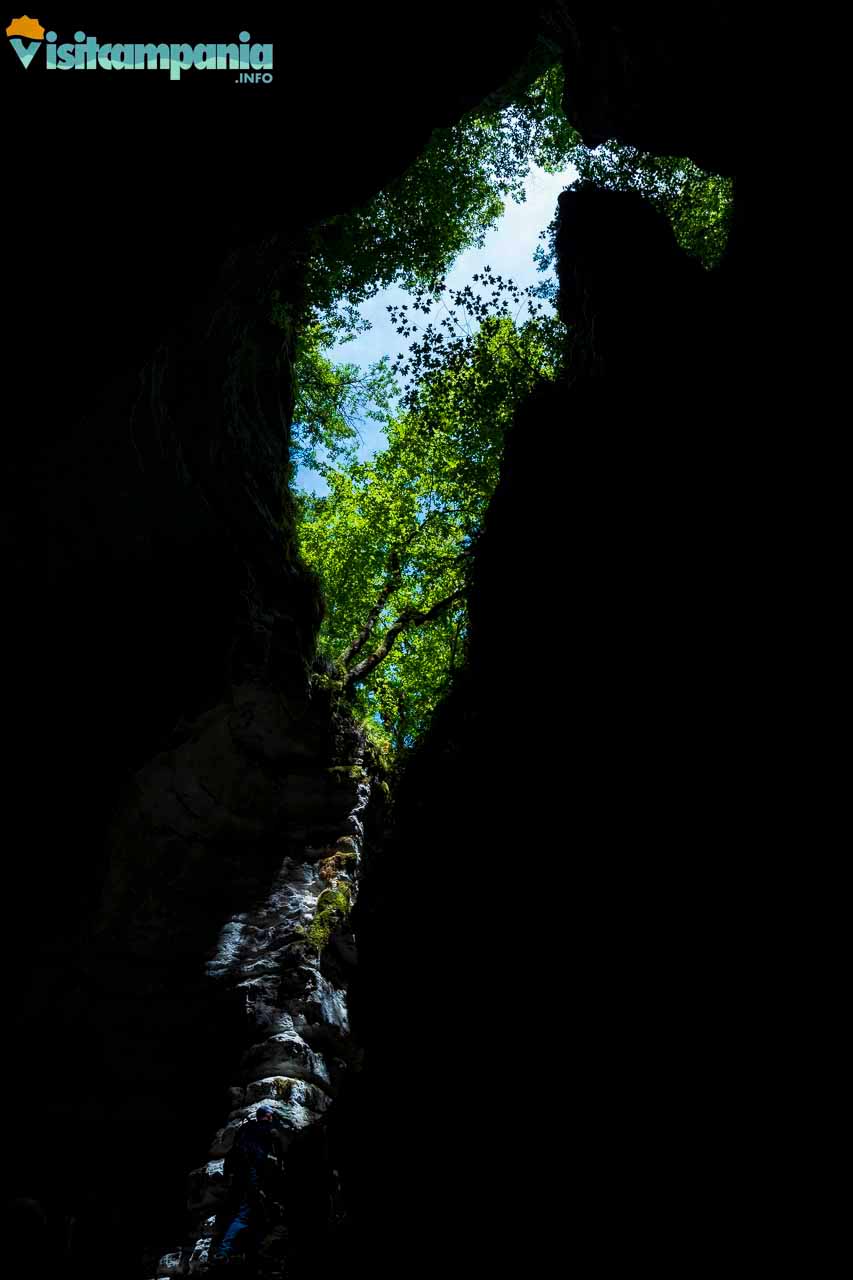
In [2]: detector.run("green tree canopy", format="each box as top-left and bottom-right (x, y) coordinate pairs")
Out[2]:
(288, 319), (397, 478)
(303, 59), (578, 317)
(532, 140), (734, 296)
(297, 306), (560, 753)
(285, 53), (735, 756)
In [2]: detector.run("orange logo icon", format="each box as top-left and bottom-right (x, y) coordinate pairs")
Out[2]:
(6, 15), (44, 39)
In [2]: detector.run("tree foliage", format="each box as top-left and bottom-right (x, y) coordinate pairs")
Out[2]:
(296, 290), (561, 754)
(285, 53), (735, 755)
(574, 142), (733, 267)
(303, 59), (579, 316)
(288, 319), (396, 478)
(533, 140), (734, 294)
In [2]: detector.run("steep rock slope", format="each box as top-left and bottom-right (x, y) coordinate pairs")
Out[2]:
(342, 13), (787, 1280)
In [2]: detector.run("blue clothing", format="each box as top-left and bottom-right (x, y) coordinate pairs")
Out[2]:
(216, 1167), (259, 1260)
(215, 1121), (284, 1262)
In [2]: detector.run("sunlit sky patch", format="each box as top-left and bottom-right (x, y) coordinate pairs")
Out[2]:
(296, 162), (577, 493)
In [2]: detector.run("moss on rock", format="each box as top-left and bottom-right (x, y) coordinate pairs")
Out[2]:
(305, 882), (353, 952)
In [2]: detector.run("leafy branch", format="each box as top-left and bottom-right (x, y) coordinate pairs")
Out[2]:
(343, 589), (467, 690)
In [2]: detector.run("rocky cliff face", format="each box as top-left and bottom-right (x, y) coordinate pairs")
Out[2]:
(343, 193), (746, 1276)
(25, 672), (377, 1276)
(140, 699), (371, 1278)
(340, 13), (790, 1280)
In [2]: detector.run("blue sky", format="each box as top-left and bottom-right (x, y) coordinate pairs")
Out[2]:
(296, 161), (577, 493)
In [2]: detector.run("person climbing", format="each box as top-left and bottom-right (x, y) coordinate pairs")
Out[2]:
(210, 1105), (286, 1269)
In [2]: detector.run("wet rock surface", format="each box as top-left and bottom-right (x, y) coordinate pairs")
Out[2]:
(118, 704), (371, 1278)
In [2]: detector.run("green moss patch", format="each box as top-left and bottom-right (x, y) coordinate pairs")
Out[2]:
(305, 882), (353, 952)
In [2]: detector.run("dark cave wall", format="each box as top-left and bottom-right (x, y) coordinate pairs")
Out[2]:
(342, 13), (785, 1280)
(4, 7), (548, 934)
(555, 5), (745, 174)
(2, 6), (550, 1274)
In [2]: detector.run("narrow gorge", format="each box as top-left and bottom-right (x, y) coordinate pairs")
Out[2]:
(3, 7), (789, 1278)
